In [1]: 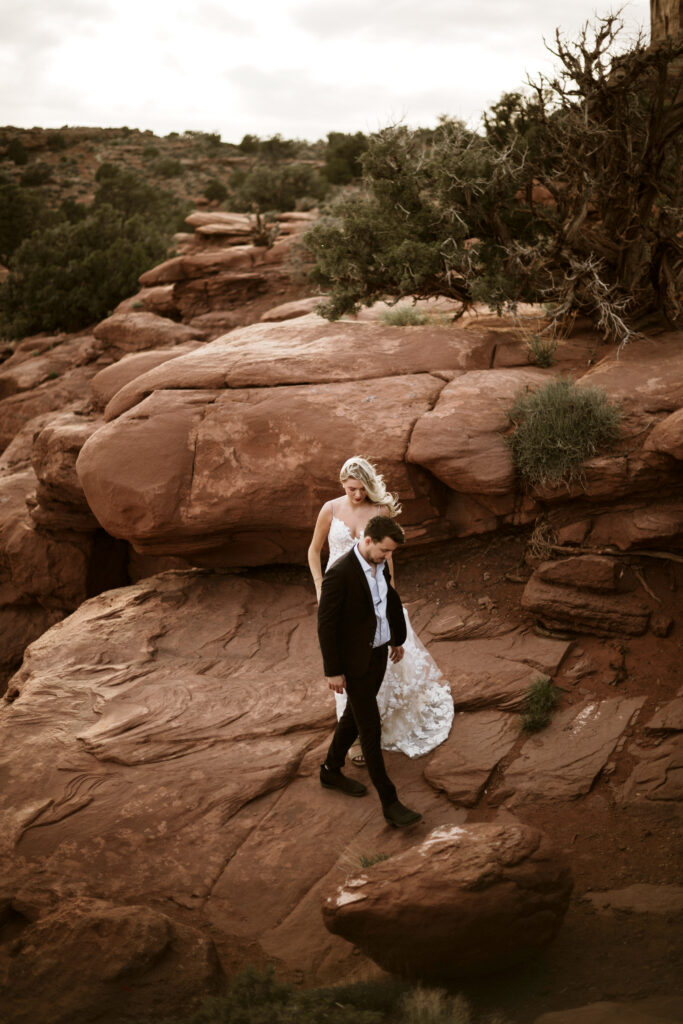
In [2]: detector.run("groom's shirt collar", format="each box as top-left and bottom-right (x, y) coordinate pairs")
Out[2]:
(353, 543), (390, 647)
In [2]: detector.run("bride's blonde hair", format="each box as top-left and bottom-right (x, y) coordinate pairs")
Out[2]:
(339, 456), (402, 517)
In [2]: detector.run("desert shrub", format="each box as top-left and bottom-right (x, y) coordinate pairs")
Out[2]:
(0, 203), (169, 337)
(506, 378), (622, 487)
(525, 334), (557, 367)
(380, 305), (433, 326)
(325, 130), (369, 185)
(0, 182), (53, 262)
(521, 675), (562, 733)
(6, 138), (28, 165)
(46, 130), (67, 151)
(238, 133), (261, 154)
(399, 986), (473, 1024)
(230, 162), (328, 212)
(204, 177), (228, 202)
(150, 155), (183, 178)
(142, 143), (160, 160)
(20, 162), (53, 187)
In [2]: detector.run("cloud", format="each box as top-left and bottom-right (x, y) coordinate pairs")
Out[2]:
(193, 2), (252, 36)
(223, 64), (499, 137)
(291, 0), (648, 46)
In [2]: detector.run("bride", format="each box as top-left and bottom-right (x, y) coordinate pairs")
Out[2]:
(308, 455), (453, 760)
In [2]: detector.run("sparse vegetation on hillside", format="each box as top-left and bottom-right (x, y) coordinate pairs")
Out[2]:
(304, 16), (683, 341)
(506, 378), (622, 488)
(0, 165), (187, 337)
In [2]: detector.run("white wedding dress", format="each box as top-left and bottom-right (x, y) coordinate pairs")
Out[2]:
(327, 515), (454, 758)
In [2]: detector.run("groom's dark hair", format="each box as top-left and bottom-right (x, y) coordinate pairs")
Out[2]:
(364, 515), (405, 545)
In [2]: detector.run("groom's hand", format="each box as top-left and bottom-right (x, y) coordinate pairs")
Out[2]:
(327, 675), (346, 693)
(389, 645), (404, 664)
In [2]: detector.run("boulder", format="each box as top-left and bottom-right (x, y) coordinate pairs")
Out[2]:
(93, 311), (201, 352)
(496, 697), (645, 805)
(114, 284), (178, 318)
(100, 319), (493, 421)
(643, 407), (683, 460)
(407, 368), (549, 495)
(522, 574), (650, 636)
(0, 897), (220, 1024)
(30, 412), (102, 530)
(322, 823), (573, 979)
(77, 375), (444, 564)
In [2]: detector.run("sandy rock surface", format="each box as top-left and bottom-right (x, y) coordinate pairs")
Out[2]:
(322, 822), (573, 979)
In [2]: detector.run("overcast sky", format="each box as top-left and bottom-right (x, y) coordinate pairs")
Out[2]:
(1, 0), (651, 143)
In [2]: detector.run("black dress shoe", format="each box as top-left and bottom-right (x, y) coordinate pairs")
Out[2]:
(383, 799), (422, 827)
(320, 763), (368, 797)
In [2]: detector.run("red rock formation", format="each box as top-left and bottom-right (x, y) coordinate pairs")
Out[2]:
(322, 823), (573, 978)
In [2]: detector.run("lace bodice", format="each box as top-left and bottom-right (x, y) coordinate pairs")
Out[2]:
(326, 515), (362, 569)
(325, 514), (453, 758)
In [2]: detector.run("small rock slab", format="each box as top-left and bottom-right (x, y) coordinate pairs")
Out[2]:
(433, 630), (571, 711)
(620, 735), (683, 803)
(497, 697), (645, 805)
(522, 576), (650, 636)
(644, 697), (683, 732)
(322, 822), (572, 979)
(423, 710), (519, 805)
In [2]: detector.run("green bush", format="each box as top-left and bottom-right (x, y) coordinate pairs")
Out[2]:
(525, 332), (558, 367)
(506, 378), (622, 488)
(380, 305), (433, 326)
(204, 177), (228, 202)
(0, 204), (169, 337)
(20, 162), (53, 187)
(230, 162), (328, 212)
(47, 130), (67, 151)
(150, 155), (183, 178)
(0, 182), (53, 262)
(521, 675), (562, 733)
(6, 138), (28, 165)
(325, 130), (369, 185)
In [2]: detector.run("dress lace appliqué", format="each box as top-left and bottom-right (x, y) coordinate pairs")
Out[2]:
(326, 517), (454, 758)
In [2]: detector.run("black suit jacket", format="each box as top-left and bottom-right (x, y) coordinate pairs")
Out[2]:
(317, 547), (407, 678)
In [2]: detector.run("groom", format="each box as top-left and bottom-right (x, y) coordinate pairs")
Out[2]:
(317, 515), (422, 828)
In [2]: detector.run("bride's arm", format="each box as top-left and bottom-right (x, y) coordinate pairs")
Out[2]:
(307, 501), (333, 602)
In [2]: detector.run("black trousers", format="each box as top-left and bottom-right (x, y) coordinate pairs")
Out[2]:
(325, 644), (397, 807)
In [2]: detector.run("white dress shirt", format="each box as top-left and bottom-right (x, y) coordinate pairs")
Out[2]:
(354, 544), (391, 647)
